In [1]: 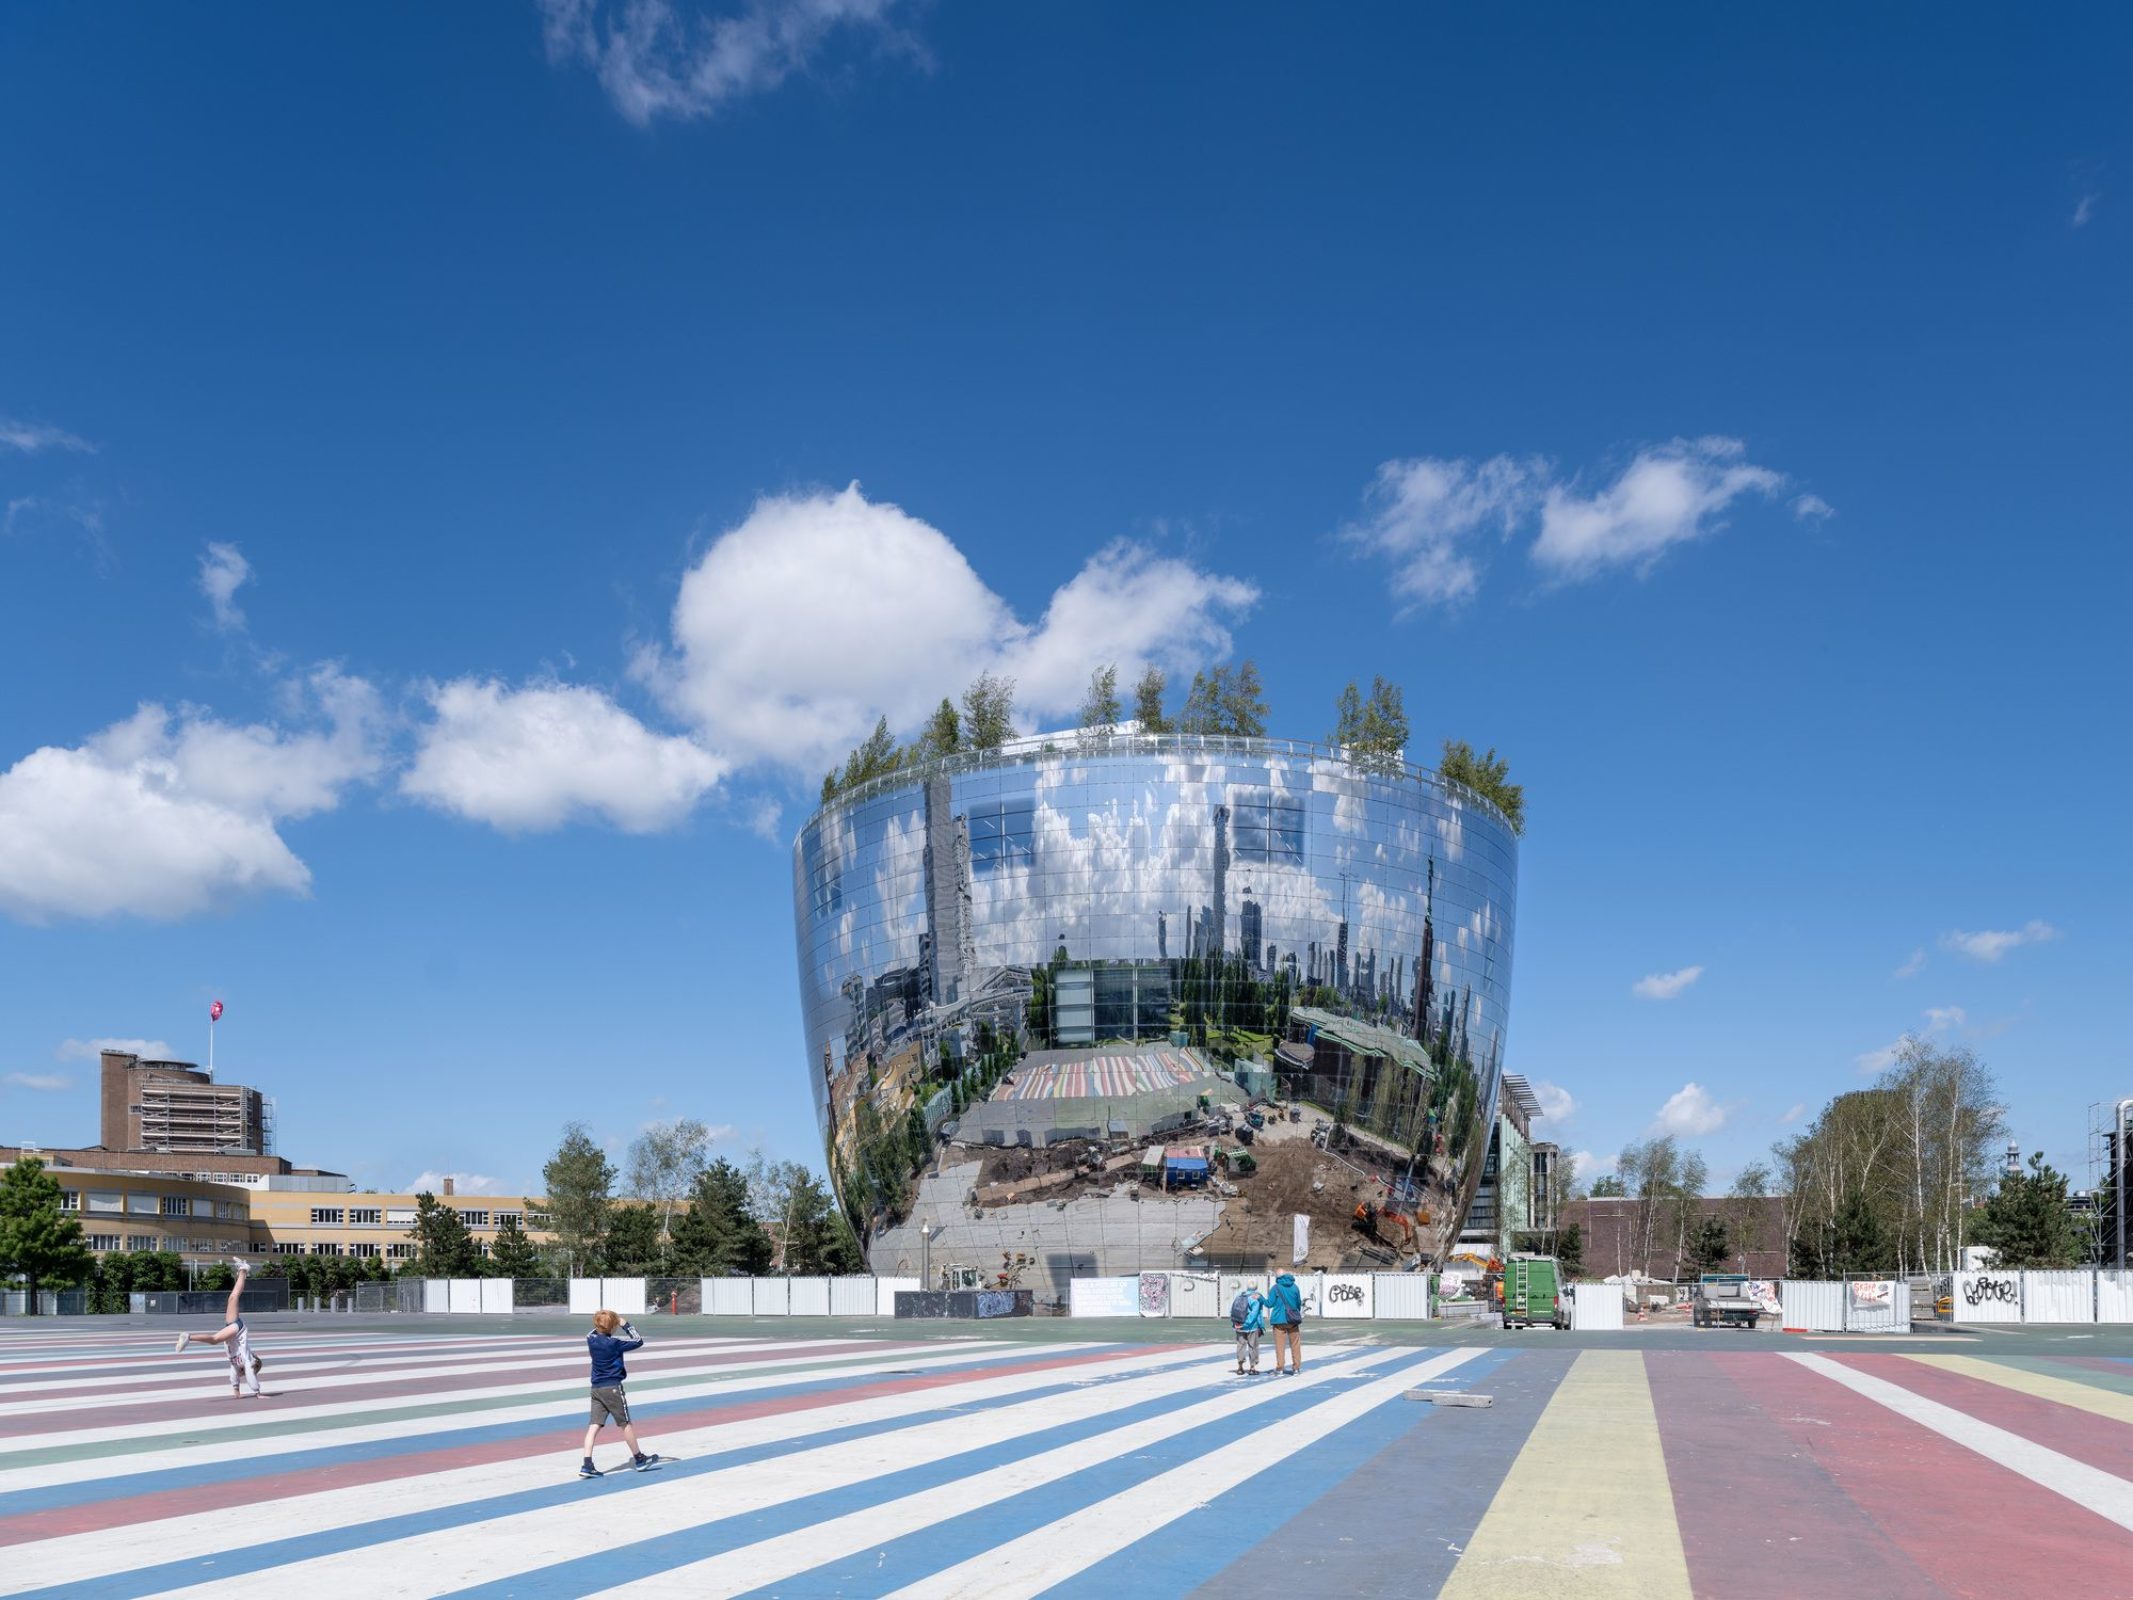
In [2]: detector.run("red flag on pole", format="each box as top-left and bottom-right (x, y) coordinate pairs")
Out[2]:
(210, 1000), (224, 1022)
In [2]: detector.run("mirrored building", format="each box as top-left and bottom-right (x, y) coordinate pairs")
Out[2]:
(791, 731), (1520, 1271)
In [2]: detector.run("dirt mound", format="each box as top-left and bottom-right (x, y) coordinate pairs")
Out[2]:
(1199, 1127), (1419, 1272)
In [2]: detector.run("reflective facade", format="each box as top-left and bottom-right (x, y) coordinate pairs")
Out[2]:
(791, 732), (1519, 1263)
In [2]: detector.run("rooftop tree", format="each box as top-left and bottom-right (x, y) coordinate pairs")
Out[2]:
(1439, 739), (1524, 834)
(1132, 665), (1170, 732)
(961, 672), (1016, 752)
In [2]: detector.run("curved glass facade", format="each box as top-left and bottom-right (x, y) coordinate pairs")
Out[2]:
(791, 732), (1519, 1268)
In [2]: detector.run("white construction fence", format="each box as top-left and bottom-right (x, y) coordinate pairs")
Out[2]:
(1068, 1271), (1427, 1322)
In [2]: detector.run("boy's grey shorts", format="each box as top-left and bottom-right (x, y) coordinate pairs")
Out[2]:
(589, 1385), (631, 1426)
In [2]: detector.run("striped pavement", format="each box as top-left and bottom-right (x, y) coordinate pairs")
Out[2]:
(2, 1324), (2131, 1595)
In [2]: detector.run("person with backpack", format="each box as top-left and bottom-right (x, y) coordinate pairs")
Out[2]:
(1229, 1283), (1268, 1375)
(1267, 1270), (1305, 1375)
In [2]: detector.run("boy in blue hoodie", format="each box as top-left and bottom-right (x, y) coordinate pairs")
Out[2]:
(579, 1309), (662, 1479)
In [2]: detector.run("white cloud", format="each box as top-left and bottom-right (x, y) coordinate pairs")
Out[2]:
(641, 484), (1257, 772)
(0, 671), (387, 922)
(1779, 1102), (1806, 1124)
(1532, 1079), (1576, 1123)
(1893, 948), (1926, 980)
(539, 0), (912, 128)
(5, 1072), (71, 1092)
(57, 1036), (173, 1062)
(744, 796), (785, 844)
(198, 543), (252, 633)
(1651, 1081), (1727, 1138)
(1791, 492), (1836, 522)
(0, 416), (93, 454)
(1632, 964), (1704, 1001)
(1856, 1005), (1968, 1075)
(1942, 921), (2059, 963)
(2074, 193), (2098, 227)
(402, 678), (726, 834)
(1533, 437), (1784, 581)
(1337, 455), (1543, 608)
(406, 1171), (501, 1196)
(1569, 1148), (1615, 1179)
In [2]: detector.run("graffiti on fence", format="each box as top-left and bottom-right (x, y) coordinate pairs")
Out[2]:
(1964, 1275), (2019, 1308)
(1328, 1282), (1365, 1306)
(974, 1290), (1017, 1319)
(1138, 1272), (1171, 1316)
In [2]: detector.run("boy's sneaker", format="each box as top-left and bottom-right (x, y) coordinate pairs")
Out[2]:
(174, 1333), (190, 1353)
(632, 1453), (663, 1471)
(578, 1461), (602, 1479)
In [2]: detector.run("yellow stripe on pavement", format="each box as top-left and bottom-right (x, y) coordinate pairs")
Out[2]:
(1439, 1350), (1691, 1600)
(1901, 1354), (2133, 1427)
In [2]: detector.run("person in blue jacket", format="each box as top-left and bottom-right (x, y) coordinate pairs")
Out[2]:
(579, 1309), (662, 1479)
(1267, 1271), (1305, 1375)
(1229, 1284), (1269, 1375)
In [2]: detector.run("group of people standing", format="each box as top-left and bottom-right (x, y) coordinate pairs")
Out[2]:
(1228, 1271), (1305, 1376)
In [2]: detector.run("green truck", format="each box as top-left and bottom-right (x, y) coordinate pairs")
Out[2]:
(1500, 1255), (1568, 1330)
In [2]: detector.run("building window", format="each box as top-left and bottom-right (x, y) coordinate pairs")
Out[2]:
(276, 1241), (305, 1255)
(804, 831), (843, 922)
(1231, 787), (1306, 863)
(385, 1207), (416, 1227)
(968, 797), (1036, 876)
(387, 1242), (415, 1260)
(127, 1193), (159, 1215)
(351, 1242), (379, 1258)
(127, 1237), (155, 1252)
(59, 1190), (80, 1211)
(161, 1195), (189, 1217)
(310, 1207), (345, 1225)
(527, 1211), (553, 1230)
(458, 1209), (490, 1229)
(87, 1191), (123, 1214)
(312, 1242), (343, 1257)
(470, 1240), (490, 1258)
(349, 1207), (381, 1225)
(88, 1233), (121, 1251)
(492, 1210), (521, 1228)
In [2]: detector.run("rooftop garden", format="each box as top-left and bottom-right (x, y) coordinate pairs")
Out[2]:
(817, 662), (1523, 834)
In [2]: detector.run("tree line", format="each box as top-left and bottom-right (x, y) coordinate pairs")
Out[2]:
(818, 663), (1525, 837)
(0, 1121), (865, 1312)
(1576, 1037), (2087, 1279)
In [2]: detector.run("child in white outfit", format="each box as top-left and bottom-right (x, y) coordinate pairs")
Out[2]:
(174, 1258), (265, 1397)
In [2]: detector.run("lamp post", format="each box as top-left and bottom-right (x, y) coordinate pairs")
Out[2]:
(920, 1221), (936, 1290)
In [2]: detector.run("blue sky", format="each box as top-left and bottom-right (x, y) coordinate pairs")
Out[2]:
(2, 5), (2126, 1195)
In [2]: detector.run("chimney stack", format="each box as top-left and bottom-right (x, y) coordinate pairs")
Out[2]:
(444, 1176), (455, 1196)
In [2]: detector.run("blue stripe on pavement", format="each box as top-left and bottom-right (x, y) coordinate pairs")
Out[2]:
(763, 1349), (1515, 1600)
(434, 1346), (1403, 1600)
(9, 1343), (1217, 1600)
(0, 1341), (1070, 1516)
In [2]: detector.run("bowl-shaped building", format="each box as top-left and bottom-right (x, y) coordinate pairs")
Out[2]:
(791, 731), (1519, 1268)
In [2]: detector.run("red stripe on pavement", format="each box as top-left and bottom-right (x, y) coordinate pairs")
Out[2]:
(0, 1348), (759, 1408)
(0, 1340), (932, 1439)
(1749, 1354), (2133, 1599)
(0, 1344), (1181, 1546)
(1832, 1355), (2133, 1481)
(1647, 1353), (1943, 1600)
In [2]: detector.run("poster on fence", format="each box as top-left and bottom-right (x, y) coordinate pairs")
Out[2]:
(1138, 1272), (1172, 1317)
(1292, 1213), (1311, 1265)
(1748, 1280), (1780, 1315)
(1849, 1280), (1891, 1307)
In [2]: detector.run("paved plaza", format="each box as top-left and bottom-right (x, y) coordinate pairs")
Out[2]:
(4, 1316), (2132, 1597)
